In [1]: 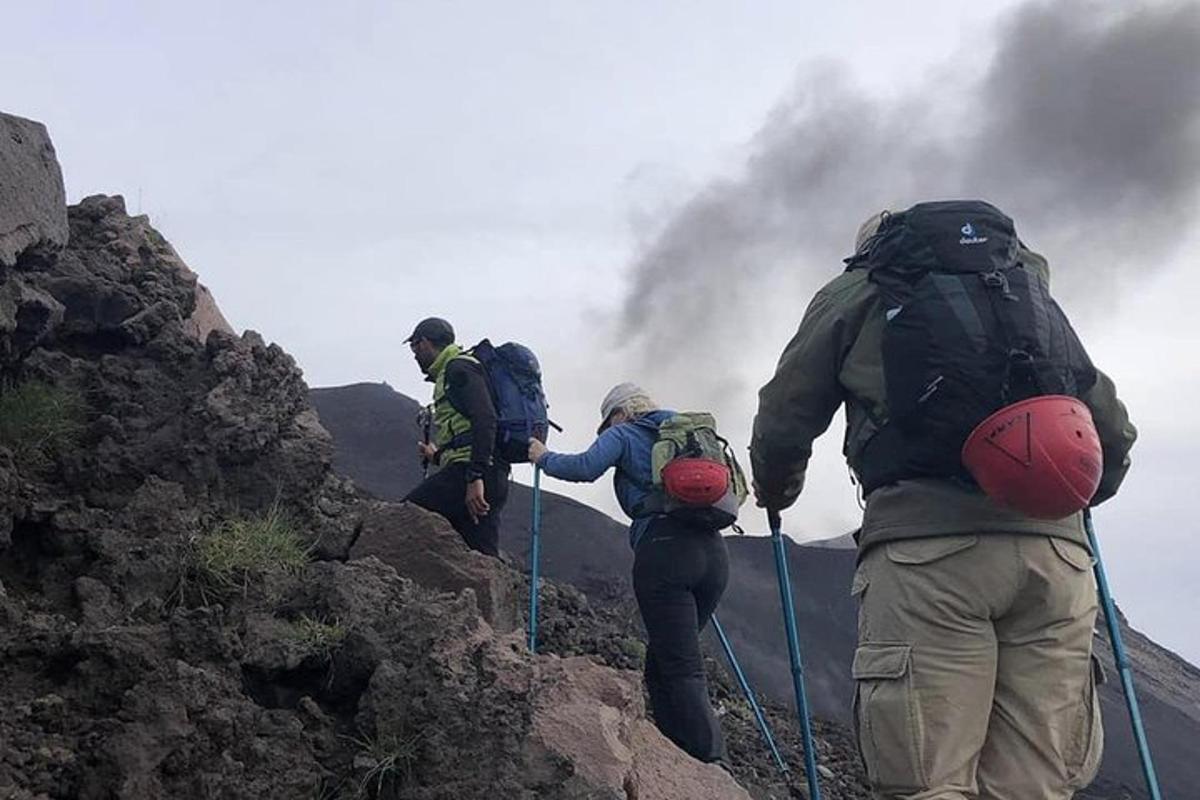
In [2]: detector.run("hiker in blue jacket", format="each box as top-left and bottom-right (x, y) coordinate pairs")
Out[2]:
(528, 382), (729, 765)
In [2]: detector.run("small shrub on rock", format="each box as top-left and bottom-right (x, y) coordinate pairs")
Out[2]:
(619, 637), (647, 665)
(0, 380), (86, 470)
(349, 725), (426, 798)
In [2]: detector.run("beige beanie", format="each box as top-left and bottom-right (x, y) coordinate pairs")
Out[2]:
(598, 382), (652, 434)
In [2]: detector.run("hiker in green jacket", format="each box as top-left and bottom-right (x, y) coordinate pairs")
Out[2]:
(404, 317), (509, 557)
(751, 204), (1136, 799)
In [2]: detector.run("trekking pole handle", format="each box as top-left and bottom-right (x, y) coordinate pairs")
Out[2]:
(416, 406), (433, 474)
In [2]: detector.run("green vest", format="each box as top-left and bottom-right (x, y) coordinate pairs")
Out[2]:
(429, 344), (479, 466)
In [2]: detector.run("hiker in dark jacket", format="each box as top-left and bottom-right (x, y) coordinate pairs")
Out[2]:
(404, 317), (509, 557)
(528, 383), (729, 765)
(751, 207), (1136, 799)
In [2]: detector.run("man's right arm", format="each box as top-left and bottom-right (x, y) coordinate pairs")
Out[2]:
(751, 280), (863, 511)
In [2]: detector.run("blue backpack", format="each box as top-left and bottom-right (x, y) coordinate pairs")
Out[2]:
(469, 339), (555, 463)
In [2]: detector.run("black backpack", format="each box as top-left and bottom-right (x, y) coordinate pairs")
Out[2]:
(845, 200), (1097, 492)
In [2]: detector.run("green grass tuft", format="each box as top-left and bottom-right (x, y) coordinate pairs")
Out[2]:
(195, 505), (309, 595)
(287, 613), (347, 656)
(0, 380), (86, 468)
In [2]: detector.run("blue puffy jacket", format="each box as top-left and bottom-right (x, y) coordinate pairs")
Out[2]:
(537, 409), (675, 549)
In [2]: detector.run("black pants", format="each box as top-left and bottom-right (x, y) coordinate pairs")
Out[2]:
(404, 461), (510, 557)
(632, 516), (730, 763)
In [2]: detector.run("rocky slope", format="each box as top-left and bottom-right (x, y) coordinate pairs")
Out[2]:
(0, 114), (770, 800)
(311, 379), (1200, 799)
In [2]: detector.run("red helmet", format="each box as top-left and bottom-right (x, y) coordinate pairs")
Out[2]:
(961, 395), (1103, 520)
(661, 458), (731, 506)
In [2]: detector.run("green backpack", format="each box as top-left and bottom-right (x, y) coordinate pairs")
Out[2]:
(637, 412), (748, 530)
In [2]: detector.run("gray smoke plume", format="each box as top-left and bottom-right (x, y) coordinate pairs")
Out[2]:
(618, 0), (1200, 412)
(965, 1), (1200, 258)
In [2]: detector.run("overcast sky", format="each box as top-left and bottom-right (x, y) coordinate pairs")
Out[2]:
(6, 1), (1199, 663)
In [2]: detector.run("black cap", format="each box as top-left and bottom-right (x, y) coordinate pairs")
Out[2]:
(404, 317), (455, 346)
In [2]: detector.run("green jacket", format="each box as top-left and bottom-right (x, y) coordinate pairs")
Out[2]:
(429, 344), (478, 467)
(750, 249), (1137, 555)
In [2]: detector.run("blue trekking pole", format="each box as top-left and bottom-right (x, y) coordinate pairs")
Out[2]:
(769, 510), (822, 800)
(711, 613), (789, 776)
(527, 464), (543, 652)
(1085, 509), (1163, 800)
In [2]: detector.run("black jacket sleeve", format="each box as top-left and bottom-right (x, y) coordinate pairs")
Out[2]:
(1082, 368), (1136, 505)
(444, 358), (498, 481)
